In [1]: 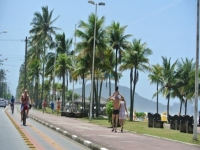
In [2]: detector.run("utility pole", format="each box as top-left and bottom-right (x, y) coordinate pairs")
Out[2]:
(24, 37), (28, 90)
(193, 0), (199, 140)
(71, 24), (76, 113)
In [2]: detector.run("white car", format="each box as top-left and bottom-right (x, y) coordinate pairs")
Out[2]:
(0, 98), (6, 108)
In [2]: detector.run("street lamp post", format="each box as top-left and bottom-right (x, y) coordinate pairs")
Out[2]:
(24, 37), (28, 90)
(88, 0), (105, 120)
(193, 0), (199, 140)
(0, 30), (7, 34)
(71, 24), (77, 113)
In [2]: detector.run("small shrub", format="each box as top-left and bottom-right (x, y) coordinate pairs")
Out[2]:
(135, 112), (146, 119)
(106, 101), (113, 123)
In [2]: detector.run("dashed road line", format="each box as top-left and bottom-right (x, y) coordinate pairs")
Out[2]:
(5, 107), (36, 149)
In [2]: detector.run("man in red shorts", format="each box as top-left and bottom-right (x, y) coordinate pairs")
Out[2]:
(21, 89), (30, 121)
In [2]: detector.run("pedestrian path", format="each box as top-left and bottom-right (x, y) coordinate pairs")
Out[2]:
(29, 109), (200, 150)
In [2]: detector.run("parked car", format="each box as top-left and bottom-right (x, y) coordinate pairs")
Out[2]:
(0, 98), (6, 108)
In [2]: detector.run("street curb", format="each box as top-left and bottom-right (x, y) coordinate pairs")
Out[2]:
(29, 115), (109, 150)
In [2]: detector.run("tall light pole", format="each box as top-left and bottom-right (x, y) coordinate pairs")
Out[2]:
(71, 24), (77, 112)
(193, 0), (199, 140)
(24, 37), (28, 90)
(0, 30), (7, 34)
(88, 0), (105, 120)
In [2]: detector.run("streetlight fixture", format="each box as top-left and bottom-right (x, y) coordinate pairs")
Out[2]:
(0, 30), (7, 34)
(88, 0), (105, 120)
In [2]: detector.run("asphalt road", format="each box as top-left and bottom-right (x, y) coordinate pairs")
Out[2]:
(4, 105), (91, 150)
(0, 106), (29, 150)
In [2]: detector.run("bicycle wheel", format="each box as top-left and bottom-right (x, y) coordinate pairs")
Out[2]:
(11, 106), (13, 114)
(23, 110), (26, 126)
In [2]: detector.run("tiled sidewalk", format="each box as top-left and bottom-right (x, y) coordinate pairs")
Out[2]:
(29, 109), (200, 150)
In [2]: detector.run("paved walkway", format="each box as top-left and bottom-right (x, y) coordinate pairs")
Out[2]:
(28, 109), (200, 150)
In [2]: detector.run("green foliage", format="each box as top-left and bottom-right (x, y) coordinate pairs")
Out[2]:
(135, 112), (146, 119)
(65, 90), (80, 101)
(106, 101), (113, 123)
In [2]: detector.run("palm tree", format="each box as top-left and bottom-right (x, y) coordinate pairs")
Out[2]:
(103, 48), (115, 96)
(175, 58), (194, 115)
(75, 13), (107, 117)
(120, 39), (152, 121)
(107, 21), (132, 88)
(55, 54), (72, 111)
(29, 6), (60, 108)
(55, 33), (73, 91)
(148, 64), (163, 113)
(73, 56), (89, 113)
(155, 57), (177, 119)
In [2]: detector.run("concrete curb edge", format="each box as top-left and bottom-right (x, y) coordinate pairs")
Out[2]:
(29, 115), (109, 150)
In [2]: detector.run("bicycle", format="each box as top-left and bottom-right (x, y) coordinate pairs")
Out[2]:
(22, 104), (28, 126)
(10, 103), (14, 114)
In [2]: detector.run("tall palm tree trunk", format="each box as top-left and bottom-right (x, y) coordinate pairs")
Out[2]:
(130, 68), (133, 121)
(81, 80), (84, 113)
(35, 74), (39, 108)
(83, 73), (85, 111)
(167, 95), (170, 119)
(156, 82), (158, 113)
(132, 68), (137, 121)
(115, 48), (118, 88)
(185, 99), (187, 115)
(62, 74), (65, 111)
(179, 101), (182, 115)
(109, 76), (111, 96)
(41, 45), (45, 109)
(66, 70), (69, 91)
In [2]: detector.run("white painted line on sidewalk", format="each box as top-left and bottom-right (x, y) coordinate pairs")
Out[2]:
(84, 140), (91, 146)
(63, 131), (68, 135)
(72, 135), (77, 140)
(100, 148), (109, 150)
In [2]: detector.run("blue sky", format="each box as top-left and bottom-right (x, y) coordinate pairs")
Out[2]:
(0, 0), (198, 107)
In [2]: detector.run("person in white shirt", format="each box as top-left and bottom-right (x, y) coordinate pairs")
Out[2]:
(119, 96), (128, 132)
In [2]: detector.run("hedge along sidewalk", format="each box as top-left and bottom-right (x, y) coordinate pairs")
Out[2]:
(28, 109), (200, 150)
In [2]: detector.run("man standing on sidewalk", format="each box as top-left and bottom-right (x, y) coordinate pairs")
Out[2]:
(42, 99), (47, 113)
(57, 98), (61, 116)
(108, 95), (122, 132)
(51, 101), (54, 114)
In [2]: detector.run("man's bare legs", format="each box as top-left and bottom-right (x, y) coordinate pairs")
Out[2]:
(112, 114), (115, 131)
(115, 114), (119, 132)
(111, 114), (119, 132)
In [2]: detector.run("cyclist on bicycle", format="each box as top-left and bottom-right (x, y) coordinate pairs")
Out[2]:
(20, 89), (30, 121)
(10, 95), (15, 112)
